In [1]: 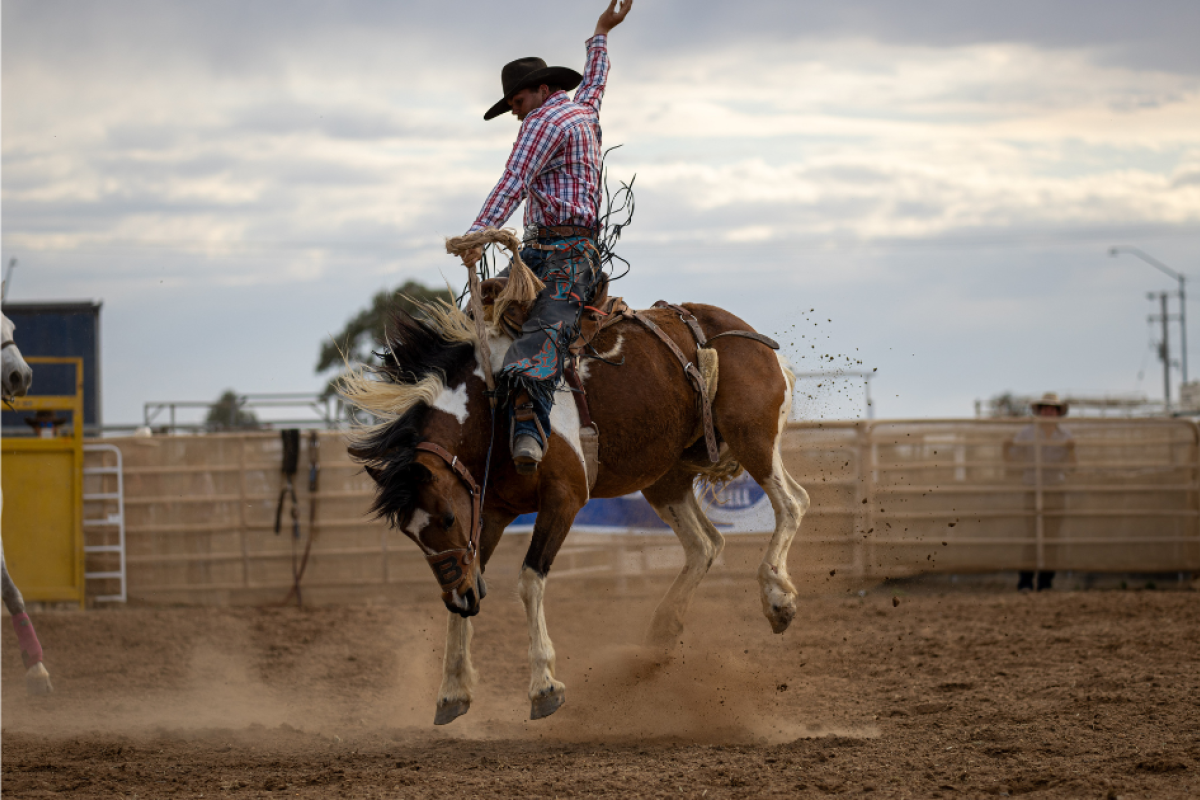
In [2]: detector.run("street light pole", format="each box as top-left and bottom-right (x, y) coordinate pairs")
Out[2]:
(1111, 245), (1188, 385)
(1150, 292), (1172, 410)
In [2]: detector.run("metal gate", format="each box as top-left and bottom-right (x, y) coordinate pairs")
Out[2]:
(0, 357), (85, 606)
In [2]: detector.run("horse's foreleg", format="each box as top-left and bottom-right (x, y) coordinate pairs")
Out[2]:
(1, 556), (52, 695)
(518, 565), (566, 720)
(433, 509), (513, 725)
(642, 471), (725, 656)
(434, 612), (477, 725)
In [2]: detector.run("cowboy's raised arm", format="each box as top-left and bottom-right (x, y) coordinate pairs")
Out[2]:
(595, 0), (632, 36)
(575, 0), (631, 112)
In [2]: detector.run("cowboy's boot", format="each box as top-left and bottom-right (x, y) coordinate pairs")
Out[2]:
(511, 390), (546, 475)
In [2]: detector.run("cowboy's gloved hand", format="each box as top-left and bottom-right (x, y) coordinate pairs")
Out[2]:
(595, 0), (632, 35)
(461, 246), (483, 268)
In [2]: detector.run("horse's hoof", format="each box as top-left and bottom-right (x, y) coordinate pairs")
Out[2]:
(433, 699), (470, 725)
(25, 663), (53, 696)
(767, 601), (796, 634)
(529, 687), (565, 720)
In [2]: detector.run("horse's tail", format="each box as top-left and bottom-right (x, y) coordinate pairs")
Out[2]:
(776, 353), (796, 411)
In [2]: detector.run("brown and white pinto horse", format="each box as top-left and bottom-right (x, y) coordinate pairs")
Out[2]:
(341, 298), (808, 724)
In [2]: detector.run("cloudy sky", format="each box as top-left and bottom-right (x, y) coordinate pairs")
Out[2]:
(3, 0), (1199, 426)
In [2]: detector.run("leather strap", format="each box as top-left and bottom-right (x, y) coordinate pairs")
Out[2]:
(414, 442), (483, 599)
(630, 310), (720, 463)
(536, 225), (597, 240)
(653, 301), (708, 346)
(0, 341), (15, 351)
(706, 330), (780, 349)
(563, 361), (594, 429)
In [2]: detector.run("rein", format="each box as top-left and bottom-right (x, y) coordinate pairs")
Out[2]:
(414, 442), (483, 601)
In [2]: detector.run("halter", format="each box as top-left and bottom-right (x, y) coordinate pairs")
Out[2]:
(1, 340), (16, 350)
(414, 442), (483, 602)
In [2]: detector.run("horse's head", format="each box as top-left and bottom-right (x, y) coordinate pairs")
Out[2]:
(1, 312), (33, 400)
(342, 298), (493, 617)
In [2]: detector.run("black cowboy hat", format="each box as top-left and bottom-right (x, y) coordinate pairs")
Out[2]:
(484, 57), (582, 120)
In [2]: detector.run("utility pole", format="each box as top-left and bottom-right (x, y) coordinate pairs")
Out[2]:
(1149, 292), (1174, 410)
(1111, 246), (1188, 384)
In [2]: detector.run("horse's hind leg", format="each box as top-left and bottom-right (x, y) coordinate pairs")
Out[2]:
(641, 469), (725, 654)
(1, 554), (53, 695)
(717, 355), (810, 634)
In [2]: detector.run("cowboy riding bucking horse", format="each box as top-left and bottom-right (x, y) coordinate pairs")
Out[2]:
(457, 0), (633, 474)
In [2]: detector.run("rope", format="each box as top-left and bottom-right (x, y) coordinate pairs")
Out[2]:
(446, 227), (545, 325)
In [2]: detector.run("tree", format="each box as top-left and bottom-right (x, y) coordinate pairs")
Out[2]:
(987, 392), (1027, 418)
(206, 390), (259, 431)
(316, 280), (449, 396)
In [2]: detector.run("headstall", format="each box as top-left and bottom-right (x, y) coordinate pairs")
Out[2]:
(414, 442), (483, 601)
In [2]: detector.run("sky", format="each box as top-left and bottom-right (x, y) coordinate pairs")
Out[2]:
(3, 0), (1199, 426)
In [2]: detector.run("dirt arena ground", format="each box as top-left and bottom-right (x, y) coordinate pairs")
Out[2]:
(3, 573), (1199, 799)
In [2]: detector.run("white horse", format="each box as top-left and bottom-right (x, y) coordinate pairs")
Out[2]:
(1, 310), (53, 695)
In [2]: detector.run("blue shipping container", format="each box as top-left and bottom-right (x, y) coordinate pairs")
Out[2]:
(2, 300), (102, 431)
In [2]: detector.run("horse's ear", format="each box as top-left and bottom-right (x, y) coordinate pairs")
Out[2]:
(363, 463), (385, 484)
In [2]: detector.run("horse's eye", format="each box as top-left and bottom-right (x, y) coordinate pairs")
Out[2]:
(442, 511), (455, 529)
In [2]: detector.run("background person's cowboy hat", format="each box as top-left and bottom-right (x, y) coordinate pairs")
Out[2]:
(484, 57), (583, 120)
(1030, 392), (1068, 415)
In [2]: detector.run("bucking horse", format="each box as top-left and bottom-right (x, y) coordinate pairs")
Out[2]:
(340, 283), (808, 724)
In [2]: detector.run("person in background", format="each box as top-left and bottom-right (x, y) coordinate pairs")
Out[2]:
(1005, 392), (1075, 592)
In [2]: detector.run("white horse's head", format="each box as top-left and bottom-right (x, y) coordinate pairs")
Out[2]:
(2, 312), (33, 399)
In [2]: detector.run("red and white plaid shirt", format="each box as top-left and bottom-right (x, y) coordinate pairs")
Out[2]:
(468, 35), (608, 234)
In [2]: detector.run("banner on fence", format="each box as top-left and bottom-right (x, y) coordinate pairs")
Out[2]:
(507, 472), (775, 535)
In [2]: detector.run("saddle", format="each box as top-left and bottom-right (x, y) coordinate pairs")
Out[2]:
(477, 279), (778, 490)
(478, 273), (629, 353)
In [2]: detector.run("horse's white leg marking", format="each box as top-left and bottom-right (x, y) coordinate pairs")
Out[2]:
(517, 566), (566, 718)
(644, 492), (725, 652)
(434, 612), (477, 724)
(757, 358), (810, 634)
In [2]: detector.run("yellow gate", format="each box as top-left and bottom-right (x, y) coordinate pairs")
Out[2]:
(1, 357), (85, 606)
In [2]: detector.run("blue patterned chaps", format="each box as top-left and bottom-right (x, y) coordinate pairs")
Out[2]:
(497, 234), (601, 451)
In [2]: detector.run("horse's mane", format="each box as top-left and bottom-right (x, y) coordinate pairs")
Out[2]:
(339, 296), (478, 527)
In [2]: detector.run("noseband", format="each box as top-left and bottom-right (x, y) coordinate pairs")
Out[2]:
(414, 442), (483, 601)
(1, 340), (16, 351)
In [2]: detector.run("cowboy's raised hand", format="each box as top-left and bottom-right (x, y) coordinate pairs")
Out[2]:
(461, 246), (483, 268)
(595, 0), (632, 35)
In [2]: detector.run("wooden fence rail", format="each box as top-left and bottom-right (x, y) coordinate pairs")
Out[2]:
(75, 417), (1199, 605)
